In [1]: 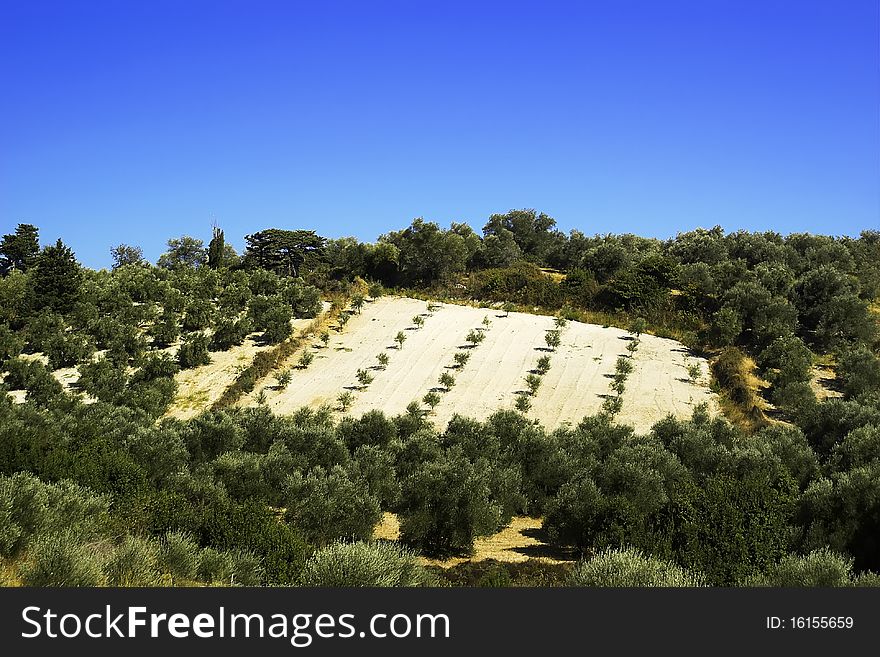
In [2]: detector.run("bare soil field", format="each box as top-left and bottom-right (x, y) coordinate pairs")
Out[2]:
(256, 296), (718, 433)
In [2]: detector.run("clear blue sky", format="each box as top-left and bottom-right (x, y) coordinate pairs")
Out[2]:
(1, 0), (877, 269)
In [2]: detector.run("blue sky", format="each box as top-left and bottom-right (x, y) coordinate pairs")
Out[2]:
(1, 0), (877, 269)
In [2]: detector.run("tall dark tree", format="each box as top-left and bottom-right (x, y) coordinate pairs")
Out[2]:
(207, 226), (225, 269)
(243, 229), (325, 277)
(32, 239), (82, 313)
(0, 223), (40, 275)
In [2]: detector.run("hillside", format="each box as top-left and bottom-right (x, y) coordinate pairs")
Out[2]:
(252, 296), (716, 433)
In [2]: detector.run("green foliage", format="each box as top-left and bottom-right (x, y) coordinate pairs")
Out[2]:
(77, 357), (127, 403)
(0, 472), (111, 558)
(150, 310), (180, 347)
(423, 391), (441, 410)
(2, 357), (64, 405)
(356, 368), (374, 387)
(157, 530), (200, 581)
(276, 368), (292, 388)
(202, 501), (309, 585)
(207, 226), (225, 269)
(181, 299), (215, 332)
(42, 330), (95, 370)
(836, 345), (880, 400)
(298, 350), (314, 369)
(535, 355), (551, 374)
(453, 351), (470, 368)
(20, 530), (104, 586)
(337, 391), (354, 411)
(757, 335), (813, 391)
(568, 547), (706, 587)
(398, 447), (501, 557)
(210, 316), (252, 351)
(439, 371), (455, 390)
(300, 541), (435, 587)
(178, 332), (211, 369)
(525, 373), (542, 395)
(394, 331), (406, 348)
(104, 535), (161, 586)
(157, 236), (206, 270)
(0, 223), (40, 275)
(261, 303), (293, 344)
(744, 548), (854, 587)
(0, 323), (25, 361)
(24, 311), (66, 353)
(515, 395), (532, 413)
(197, 548), (234, 584)
(545, 329), (560, 350)
(465, 329), (484, 346)
(797, 462), (880, 572)
(284, 466), (381, 547)
(244, 229), (325, 278)
(628, 317), (647, 337)
(615, 356), (634, 376)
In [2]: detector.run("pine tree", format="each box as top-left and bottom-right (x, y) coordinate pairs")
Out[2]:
(0, 223), (40, 275)
(208, 226), (225, 269)
(32, 239), (82, 313)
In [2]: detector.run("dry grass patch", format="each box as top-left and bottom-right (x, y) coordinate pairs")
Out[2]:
(372, 514), (575, 569)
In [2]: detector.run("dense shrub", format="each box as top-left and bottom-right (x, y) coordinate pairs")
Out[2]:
(744, 548), (855, 587)
(156, 530), (199, 581)
(178, 332), (211, 369)
(104, 535), (161, 586)
(211, 317), (252, 351)
(19, 530), (104, 586)
(2, 357), (64, 405)
(398, 446), (501, 557)
(567, 547), (706, 587)
(836, 345), (880, 400)
(283, 466), (380, 546)
(300, 541), (435, 587)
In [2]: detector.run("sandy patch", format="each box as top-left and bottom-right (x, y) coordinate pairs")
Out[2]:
(372, 513), (573, 567)
(167, 314), (324, 420)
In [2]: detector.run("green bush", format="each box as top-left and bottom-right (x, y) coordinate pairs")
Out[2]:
(20, 530), (104, 587)
(228, 549), (264, 586)
(198, 548), (234, 584)
(0, 323), (25, 361)
(77, 357), (127, 402)
(178, 332), (211, 369)
(104, 535), (161, 586)
(567, 547), (706, 587)
(836, 345), (880, 400)
(744, 548), (854, 587)
(157, 530), (199, 581)
(149, 310), (180, 347)
(284, 466), (380, 547)
(300, 541), (435, 587)
(181, 300), (215, 332)
(0, 473), (111, 558)
(42, 331), (95, 370)
(398, 447), (501, 558)
(211, 317), (252, 351)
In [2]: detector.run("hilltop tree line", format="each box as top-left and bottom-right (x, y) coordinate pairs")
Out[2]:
(1, 213), (878, 586)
